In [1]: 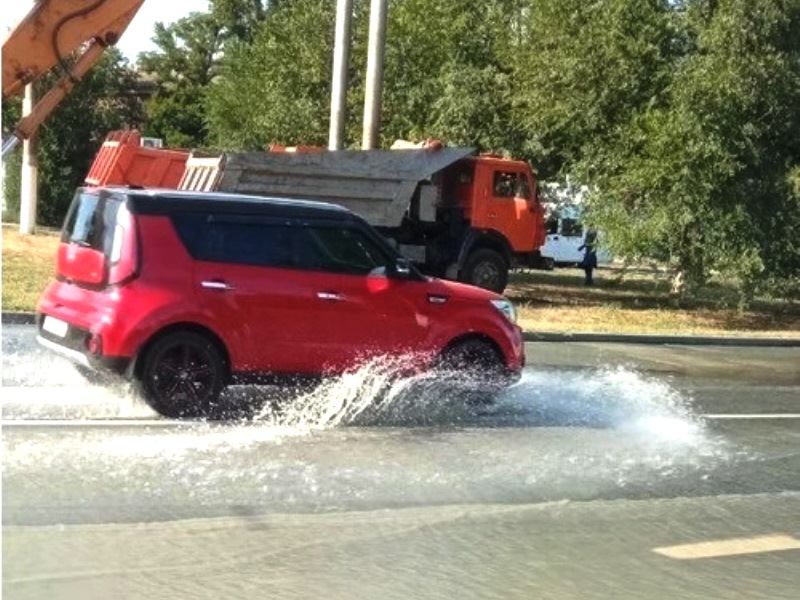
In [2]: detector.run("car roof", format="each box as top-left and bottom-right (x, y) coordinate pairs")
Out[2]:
(88, 187), (355, 220)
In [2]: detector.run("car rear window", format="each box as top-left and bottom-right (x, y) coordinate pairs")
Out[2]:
(61, 191), (123, 258)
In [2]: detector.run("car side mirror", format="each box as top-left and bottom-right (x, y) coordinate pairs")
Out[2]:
(392, 257), (412, 279)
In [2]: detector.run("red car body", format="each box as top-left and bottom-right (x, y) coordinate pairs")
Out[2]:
(37, 188), (524, 417)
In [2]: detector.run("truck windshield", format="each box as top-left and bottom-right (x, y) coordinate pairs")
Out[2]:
(492, 171), (531, 199)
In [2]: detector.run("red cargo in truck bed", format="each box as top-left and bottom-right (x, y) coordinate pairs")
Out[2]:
(85, 130), (188, 188)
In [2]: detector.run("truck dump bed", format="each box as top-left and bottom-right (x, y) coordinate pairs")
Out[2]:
(179, 147), (475, 227)
(85, 130), (189, 188)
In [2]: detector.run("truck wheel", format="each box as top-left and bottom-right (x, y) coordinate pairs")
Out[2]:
(462, 248), (508, 293)
(135, 332), (227, 419)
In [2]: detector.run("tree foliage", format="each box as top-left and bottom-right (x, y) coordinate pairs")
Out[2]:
(513, 0), (678, 178)
(2, 49), (144, 226)
(206, 0), (336, 148)
(5, 0), (798, 299)
(587, 0), (800, 297)
(210, 0), (271, 45)
(136, 1), (274, 148)
(137, 12), (225, 148)
(378, 0), (522, 150)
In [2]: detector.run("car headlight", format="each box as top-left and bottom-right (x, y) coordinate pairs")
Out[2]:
(490, 298), (517, 324)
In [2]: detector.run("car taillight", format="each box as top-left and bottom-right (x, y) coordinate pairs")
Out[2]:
(108, 204), (137, 285)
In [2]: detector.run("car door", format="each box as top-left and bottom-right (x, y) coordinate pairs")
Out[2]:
(481, 169), (540, 251)
(543, 218), (586, 264)
(189, 215), (352, 375)
(296, 223), (431, 371)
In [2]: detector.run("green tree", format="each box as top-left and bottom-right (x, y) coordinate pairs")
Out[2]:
(513, 0), (677, 178)
(589, 0), (800, 299)
(2, 97), (23, 220)
(138, 12), (225, 148)
(206, 0), (336, 148)
(206, 0), (529, 151)
(377, 0), (526, 149)
(210, 0), (271, 45)
(2, 49), (144, 226)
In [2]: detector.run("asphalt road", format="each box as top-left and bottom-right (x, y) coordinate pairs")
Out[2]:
(2, 325), (799, 599)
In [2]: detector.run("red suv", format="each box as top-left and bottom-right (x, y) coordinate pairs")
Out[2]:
(37, 187), (525, 418)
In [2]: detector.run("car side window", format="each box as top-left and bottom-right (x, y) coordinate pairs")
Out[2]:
(561, 218), (583, 237)
(172, 214), (391, 274)
(63, 193), (101, 246)
(173, 215), (295, 268)
(302, 226), (391, 275)
(207, 222), (295, 268)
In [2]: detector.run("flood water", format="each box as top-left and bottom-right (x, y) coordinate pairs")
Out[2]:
(3, 339), (737, 524)
(4, 328), (798, 600)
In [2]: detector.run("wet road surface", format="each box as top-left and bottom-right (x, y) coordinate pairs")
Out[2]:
(2, 325), (799, 599)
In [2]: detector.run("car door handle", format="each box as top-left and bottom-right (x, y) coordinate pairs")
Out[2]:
(317, 291), (344, 302)
(201, 280), (234, 291)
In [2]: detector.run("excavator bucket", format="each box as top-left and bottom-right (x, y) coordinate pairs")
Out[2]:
(2, 0), (146, 156)
(2, 0), (146, 100)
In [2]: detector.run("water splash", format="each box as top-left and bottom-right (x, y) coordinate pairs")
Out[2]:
(503, 366), (703, 430)
(3, 356), (744, 516)
(253, 355), (490, 429)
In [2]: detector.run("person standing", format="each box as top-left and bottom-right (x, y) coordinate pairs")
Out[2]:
(578, 228), (598, 285)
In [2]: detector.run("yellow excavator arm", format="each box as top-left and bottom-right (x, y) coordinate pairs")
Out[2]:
(2, 0), (146, 157)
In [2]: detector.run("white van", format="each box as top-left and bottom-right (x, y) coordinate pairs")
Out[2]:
(541, 206), (612, 267)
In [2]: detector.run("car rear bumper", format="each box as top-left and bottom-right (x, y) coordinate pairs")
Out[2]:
(36, 313), (132, 375)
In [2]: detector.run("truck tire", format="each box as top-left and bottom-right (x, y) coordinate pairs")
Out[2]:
(135, 332), (227, 419)
(462, 248), (508, 293)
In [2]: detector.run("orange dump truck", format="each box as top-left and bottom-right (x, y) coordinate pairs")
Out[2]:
(179, 146), (548, 292)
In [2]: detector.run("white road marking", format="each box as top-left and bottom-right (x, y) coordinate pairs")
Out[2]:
(702, 413), (800, 420)
(1, 419), (186, 428)
(654, 534), (800, 560)
(3, 414), (800, 427)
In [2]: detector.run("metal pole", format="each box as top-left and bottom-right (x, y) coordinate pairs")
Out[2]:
(362, 0), (387, 150)
(329, 0), (353, 150)
(20, 84), (38, 235)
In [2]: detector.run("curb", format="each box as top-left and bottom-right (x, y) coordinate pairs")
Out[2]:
(523, 331), (800, 348)
(2, 312), (36, 325)
(3, 312), (798, 348)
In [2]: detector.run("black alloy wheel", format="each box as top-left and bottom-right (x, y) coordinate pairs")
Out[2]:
(137, 332), (227, 418)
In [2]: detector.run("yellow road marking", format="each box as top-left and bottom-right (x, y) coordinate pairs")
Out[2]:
(654, 534), (800, 560)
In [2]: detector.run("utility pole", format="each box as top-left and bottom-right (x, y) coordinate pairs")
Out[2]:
(20, 83), (38, 235)
(361, 0), (387, 150)
(329, 0), (353, 150)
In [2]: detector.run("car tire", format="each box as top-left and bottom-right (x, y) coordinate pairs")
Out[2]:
(461, 248), (508, 293)
(436, 339), (507, 404)
(135, 332), (227, 419)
